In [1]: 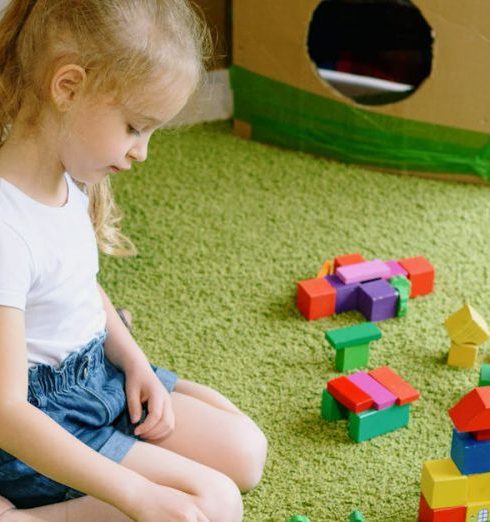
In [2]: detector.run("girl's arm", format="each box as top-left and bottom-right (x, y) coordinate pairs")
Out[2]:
(0, 305), (148, 519)
(98, 284), (151, 372)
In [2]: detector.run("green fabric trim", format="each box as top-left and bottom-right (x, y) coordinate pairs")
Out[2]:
(230, 65), (490, 180)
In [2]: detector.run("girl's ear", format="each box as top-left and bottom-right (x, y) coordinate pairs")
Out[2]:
(50, 64), (87, 111)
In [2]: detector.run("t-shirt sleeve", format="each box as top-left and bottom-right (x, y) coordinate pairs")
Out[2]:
(0, 221), (33, 311)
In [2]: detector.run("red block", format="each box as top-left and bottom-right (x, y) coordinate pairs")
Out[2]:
(398, 256), (435, 297)
(368, 366), (420, 405)
(327, 376), (373, 413)
(297, 278), (336, 320)
(449, 387), (490, 432)
(334, 253), (365, 269)
(418, 493), (466, 522)
(474, 429), (490, 441)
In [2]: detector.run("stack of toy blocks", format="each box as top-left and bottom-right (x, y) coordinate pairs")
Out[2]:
(419, 387), (490, 521)
(321, 366), (420, 442)
(445, 304), (490, 368)
(325, 322), (382, 371)
(297, 253), (434, 322)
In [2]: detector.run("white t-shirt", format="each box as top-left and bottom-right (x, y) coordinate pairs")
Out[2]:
(0, 173), (107, 368)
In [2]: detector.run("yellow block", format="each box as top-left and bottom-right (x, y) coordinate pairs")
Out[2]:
(466, 501), (490, 522)
(468, 472), (490, 503)
(447, 342), (479, 368)
(316, 259), (333, 278)
(445, 304), (490, 345)
(421, 459), (468, 509)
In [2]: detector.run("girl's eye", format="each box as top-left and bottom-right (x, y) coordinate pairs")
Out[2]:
(127, 125), (141, 136)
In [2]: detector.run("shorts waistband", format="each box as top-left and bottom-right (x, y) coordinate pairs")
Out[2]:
(27, 330), (108, 401)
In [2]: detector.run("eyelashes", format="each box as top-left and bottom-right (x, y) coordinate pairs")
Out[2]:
(127, 125), (141, 137)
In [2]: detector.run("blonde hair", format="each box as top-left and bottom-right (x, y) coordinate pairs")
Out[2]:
(0, 0), (212, 256)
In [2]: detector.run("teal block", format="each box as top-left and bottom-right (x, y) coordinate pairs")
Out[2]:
(325, 322), (382, 349)
(285, 516), (311, 522)
(335, 343), (370, 371)
(479, 364), (490, 386)
(349, 512), (365, 522)
(321, 388), (348, 421)
(348, 404), (411, 442)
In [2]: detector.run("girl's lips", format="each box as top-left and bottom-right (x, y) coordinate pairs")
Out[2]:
(110, 166), (120, 173)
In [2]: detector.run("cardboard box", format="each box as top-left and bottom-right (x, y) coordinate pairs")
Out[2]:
(230, 0), (490, 183)
(194, 0), (230, 69)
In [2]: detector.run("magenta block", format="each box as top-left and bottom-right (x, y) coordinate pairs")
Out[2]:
(336, 259), (390, 284)
(384, 260), (408, 278)
(358, 279), (397, 322)
(325, 275), (359, 314)
(347, 372), (397, 410)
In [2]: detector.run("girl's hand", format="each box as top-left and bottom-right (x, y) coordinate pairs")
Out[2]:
(124, 362), (175, 441)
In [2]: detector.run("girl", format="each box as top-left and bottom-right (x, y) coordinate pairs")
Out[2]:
(0, 1), (267, 521)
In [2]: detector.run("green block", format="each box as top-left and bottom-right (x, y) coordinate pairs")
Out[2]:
(285, 516), (311, 522)
(397, 297), (409, 317)
(348, 404), (411, 442)
(349, 511), (365, 522)
(321, 388), (348, 421)
(389, 276), (411, 317)
(325, 322), (382, 349)
(335, 343), (370, 371)
(479, 364), (490, 386)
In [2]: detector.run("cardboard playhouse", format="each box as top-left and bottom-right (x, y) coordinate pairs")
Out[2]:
(230, 0), (490, 183)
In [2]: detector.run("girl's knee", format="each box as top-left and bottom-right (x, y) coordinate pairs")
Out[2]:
(198, 472), (243, 522)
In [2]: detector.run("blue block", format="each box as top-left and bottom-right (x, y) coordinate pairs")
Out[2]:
(451, 428), (490, 475)
(325, 275), (359, 314)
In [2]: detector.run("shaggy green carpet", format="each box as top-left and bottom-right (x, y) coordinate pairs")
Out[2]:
(100, 121), (490, 522)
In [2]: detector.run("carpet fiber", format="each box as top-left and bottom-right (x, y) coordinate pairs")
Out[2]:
(101, 121), (490, 521)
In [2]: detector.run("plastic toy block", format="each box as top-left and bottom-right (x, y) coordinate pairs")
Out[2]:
(317, 259), (333, 278)
(348, 511), (365, 522)
(333, 343), (370, 372)
(285, 516), (311, 522)
(325, 322), (382, 349)
(325, 275), (359, 314)
(385, 260), (408, 278)
(479, 364), (490, 386)
(474, 429), (490, 441)
(466, 501), (490, 521)
(445, 304), (490, 346)
(398, 256), (435, 297)
(347, 372), (397, 410)
(357, 279), (398, 322)
(451, 428), (490, 475)
(327, 376), (373, 413)
(449, 387), (490, 432)
(334, 253), (365, 269)
(418, 493), (466, 522)
(447, 342), (479, 368)
(368, 366), (420, 405)
(388, 275), (411, 317)
(321, 388), (348, 421)
(468, 471), (490, 502)
(348, 403), (410, 442)
(336, 259), (390, 284)
(297, 278), (336, 320)
(420, 459), (468, 509)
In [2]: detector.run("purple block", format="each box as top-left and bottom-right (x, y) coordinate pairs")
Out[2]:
(336, 259), (390, 284)
(358, 279), (397, 322)
(384, 260), (408, 279)
(325, 275), (359, 314)
(347, 372), (397, 410)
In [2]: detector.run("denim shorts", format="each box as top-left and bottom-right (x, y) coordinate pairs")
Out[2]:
(0, 330), (178, 509)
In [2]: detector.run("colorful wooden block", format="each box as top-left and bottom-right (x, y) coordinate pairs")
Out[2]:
(468, 471), (490, 502)
(388, 275), (411, 318)
(451, 428), (490, 475)
(348, 511), (365, 522)
(447, 342), (479, 368)
(420, 459), (468, 509)
(327, 376), (373, 413)
(296, 277), (336, 320)
(474, 429), (490, 441)
(336, 259), (390, 285)
(333, 343), (371, 372)
(357, 279), (398, 322)
(347, 372), (397, 410)
(368, 366), (420, 405)
(466, 501), (490, 522)
(418, 493), (466, 522)
(398, 256), (435, 297)
(325, 275), (359, 314)
(445, 304), (490, 346)
(479, 364), (490, 386)
(347, 403), (410, 442)
(325, 322), (382, 349)
(317, 259), (333, 278)
(385, 260), (408, 278)
(334, 253), (365, 269)
(321, 388), (348, 421)
(285, 516), (311, 522)
(449, 387), (490, 433)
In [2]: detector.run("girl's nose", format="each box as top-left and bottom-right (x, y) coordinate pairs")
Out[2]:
(128, 142), (148, 162)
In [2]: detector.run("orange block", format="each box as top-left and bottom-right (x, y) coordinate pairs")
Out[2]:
(449, 387), (490, 432)
(418, 493), (466, 522)
(296, 278), (336, 320)
(369, 366), (420, 405)
(316, 259), (333, 278)
(398, 256), (435, 297)
(334, 253), (365, 270)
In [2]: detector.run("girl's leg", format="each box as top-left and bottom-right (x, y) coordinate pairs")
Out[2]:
(147, 379), (268, 493)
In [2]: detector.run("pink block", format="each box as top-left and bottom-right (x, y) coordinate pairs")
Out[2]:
(335, 259), (390, 284)
(384, 260), (408, 279)
(347, 372), (397, 410)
